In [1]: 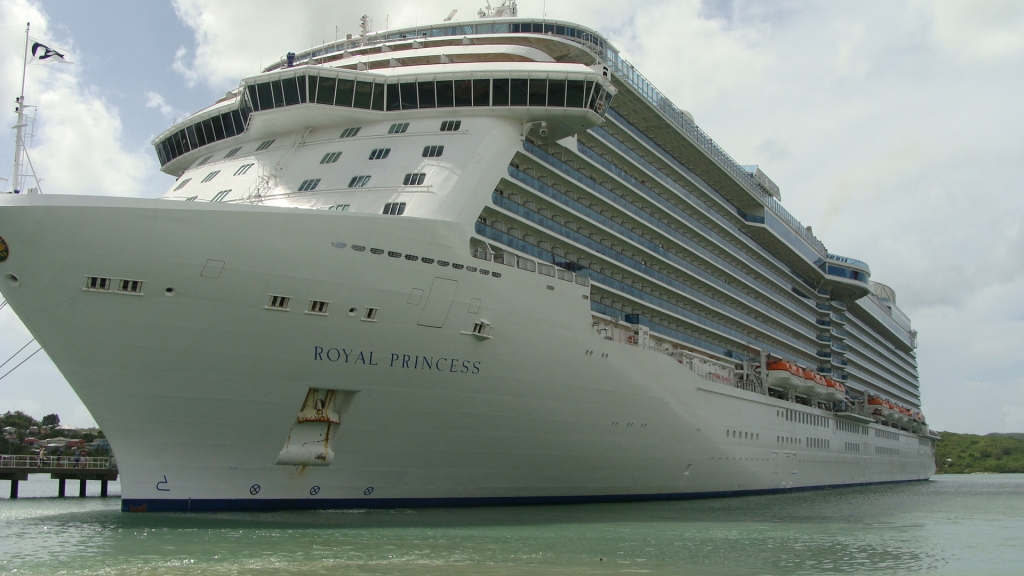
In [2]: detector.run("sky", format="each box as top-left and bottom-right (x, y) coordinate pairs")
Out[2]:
(0, 0), (1022, 433)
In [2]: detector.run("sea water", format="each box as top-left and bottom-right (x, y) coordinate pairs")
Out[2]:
(1, 474), (1022, 575)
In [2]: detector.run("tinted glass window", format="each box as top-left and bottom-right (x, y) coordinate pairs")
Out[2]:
(185, 125), (199, 149)
(256, 82), (273, 110)
(547, 80), (565, 107)
(529, 79), (547, 106)
(492, 79), (510, 106)
(400, 82), (418, 109)
(202, 119), (216, 143)
(454, 79), (473, 107)
(385, 83), (401, 111)
(565, 80), (585, 107)
(282, 77), (299, 105)
(246, 85), (260, 111)
(510, 79), (529, 106)
(296, 75), (307, 102)
(171, 132), (183, 157)
(315, 76), (335, 105)
(436, 80), (455, 107)
(418, 81), (436, 108)
(473, 79), (490, 106)
(231, 110), (245, 133)
(589, 85), (602, 110)
(271, 80), (285, 108)
(370, 82), (385, 110)
(211, 115), (226, 140)
(221, 112), (236, 138)
(336, 79), (355, 107)
(307, 76), (319, 103)
(353, 81), (373, 109)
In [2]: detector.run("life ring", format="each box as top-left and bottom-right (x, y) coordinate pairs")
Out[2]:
(627, 334), (638, 344)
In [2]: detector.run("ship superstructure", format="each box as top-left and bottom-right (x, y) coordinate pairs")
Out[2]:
(0, 9), (935, 511)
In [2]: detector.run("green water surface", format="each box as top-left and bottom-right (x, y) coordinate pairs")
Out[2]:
(1, 474), (1021, 575)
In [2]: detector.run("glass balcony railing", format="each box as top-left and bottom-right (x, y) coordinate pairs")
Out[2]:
(602, 56), (829, 259)
(826, 253), (870, 273)
(524, 142), (817, 323)
(492, 184), (813, 352)
(830, 326), (849, 338)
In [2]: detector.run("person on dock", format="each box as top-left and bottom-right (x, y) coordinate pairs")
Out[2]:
(37, 447), (45, 467)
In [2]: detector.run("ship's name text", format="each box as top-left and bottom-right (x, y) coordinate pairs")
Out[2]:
(314, 346), (481, 374)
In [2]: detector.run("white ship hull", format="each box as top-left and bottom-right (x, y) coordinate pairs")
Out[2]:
(0, 196), (933, 511)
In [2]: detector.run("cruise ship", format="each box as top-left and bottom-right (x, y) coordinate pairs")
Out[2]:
(0, 3), (936, 512)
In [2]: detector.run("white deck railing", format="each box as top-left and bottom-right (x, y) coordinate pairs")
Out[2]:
(0, 455), (116, 469)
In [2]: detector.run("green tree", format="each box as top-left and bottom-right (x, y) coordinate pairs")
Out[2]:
(41, 413), (60, 427)
(0, 410), (38, 430)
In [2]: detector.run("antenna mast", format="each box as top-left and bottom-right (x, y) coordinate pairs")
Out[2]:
(11, 23), (31, 194)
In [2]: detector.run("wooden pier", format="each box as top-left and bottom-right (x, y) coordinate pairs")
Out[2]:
(1, 455), (118, 499)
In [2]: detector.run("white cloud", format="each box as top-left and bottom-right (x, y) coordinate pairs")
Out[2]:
(144, 90), (186, 122)
(916, 0), (1024, 63)
(0, 0), (154, 198)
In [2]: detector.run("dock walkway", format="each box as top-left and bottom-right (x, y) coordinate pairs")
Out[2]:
(0, 455), (118, 498)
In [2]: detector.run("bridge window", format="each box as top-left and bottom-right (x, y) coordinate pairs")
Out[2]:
(435, 80), (455, 108)
(510, 79), (529, 106)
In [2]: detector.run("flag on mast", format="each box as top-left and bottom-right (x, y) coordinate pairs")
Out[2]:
(28, 39), (71, 64)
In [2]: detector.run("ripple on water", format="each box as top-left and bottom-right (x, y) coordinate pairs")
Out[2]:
(1, 475), (1022, 575)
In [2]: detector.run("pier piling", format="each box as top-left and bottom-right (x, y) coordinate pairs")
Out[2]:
(9, 480), (17, 499)
(58, 478), (66, 497)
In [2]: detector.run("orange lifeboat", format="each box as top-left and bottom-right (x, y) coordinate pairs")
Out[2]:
(766, 361), (802, 393)
(867, 396), (887, 422)
(797, 369), (825, 397)
(822, 378), (845, 402)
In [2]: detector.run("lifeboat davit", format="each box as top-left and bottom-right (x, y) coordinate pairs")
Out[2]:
(767, 361), (803, 393)
(822, 378), (845, 402)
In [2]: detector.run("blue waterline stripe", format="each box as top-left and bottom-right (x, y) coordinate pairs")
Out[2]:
(122, 478), (931, 513)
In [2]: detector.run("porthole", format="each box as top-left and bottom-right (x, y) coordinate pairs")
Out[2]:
(165, 287), (176, 297)
(348, 307), (358, 316)
(5, 274), (19, 287)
